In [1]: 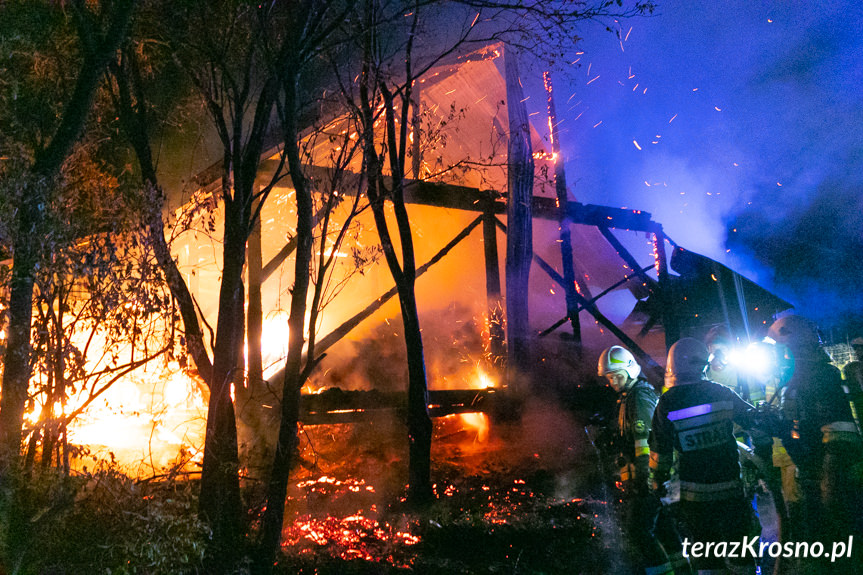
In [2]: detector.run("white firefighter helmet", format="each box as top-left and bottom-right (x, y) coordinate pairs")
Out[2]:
(665, 337), (709, 388)
(705, 324), (733, 352)
(767, 315), (821, 355)
(598, 346), (641, 381)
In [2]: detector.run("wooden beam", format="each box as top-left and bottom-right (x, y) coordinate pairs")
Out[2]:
(529, 242), (663, 383)
(299, 388), (500, 424)
(311, 215), (483, 356)
(597, 225), (658, 290)
(653, 227), (679, 350)
(261, 235), (297, 282)
(254, 160), (658, 231)
(538, 265), (654, 338)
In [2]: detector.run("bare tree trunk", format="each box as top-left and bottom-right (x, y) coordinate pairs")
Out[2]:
(0, 0), (135, 470)
(257, 74), (315, 572)
(353, 0), (433, 505)
(246, 214), (264, 395)
(199, 85), (279, 569)
(0, 217), (38, 466)
(112, 48), (214, 386)
(194, 50), (282, 575)
(144, 183), (213, 384)
(399, 282), (433, 503)
(503, 46), (534, 388)
(200, 209), (245, 568)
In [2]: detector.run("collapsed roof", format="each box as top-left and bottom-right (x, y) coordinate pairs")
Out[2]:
(172, 44), (792, 387)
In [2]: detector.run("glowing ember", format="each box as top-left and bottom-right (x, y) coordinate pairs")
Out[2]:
(282, 513), (419, 565)
(297, 475), (375, 494)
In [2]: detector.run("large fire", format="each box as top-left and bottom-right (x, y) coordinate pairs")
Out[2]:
(20, 313), (497, 476)
(25, 358), (207, 474)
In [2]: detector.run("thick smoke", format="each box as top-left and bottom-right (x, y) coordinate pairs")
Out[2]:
(529, 0), (863, 337)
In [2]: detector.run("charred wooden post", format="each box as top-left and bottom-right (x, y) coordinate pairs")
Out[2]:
(411, 82), (422, 179)
(481, 191), (505, 366)
(237, 204), (270, 449)
(543, 71), (581, 353)
(652, 226), (679, 351)
(504, 46), (534, 389)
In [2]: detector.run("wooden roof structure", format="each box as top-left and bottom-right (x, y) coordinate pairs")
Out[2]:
(173, 44), (792, 416)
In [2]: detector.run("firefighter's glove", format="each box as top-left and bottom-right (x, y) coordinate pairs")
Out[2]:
(650, 469), (670, 497)
(753, 403), (784, 437)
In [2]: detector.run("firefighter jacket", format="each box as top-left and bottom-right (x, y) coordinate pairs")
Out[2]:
(843, 360), (863, 392)
(649, 378), (755, 502)
(842, 360), (863, 427)
(705, 360), (766, 404)
(616, 377), (659, 491)
(779, 353), (862, 474)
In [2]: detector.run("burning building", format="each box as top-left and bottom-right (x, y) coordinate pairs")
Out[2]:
(12, 43), (790, 478)
(163, 45), (790, 445)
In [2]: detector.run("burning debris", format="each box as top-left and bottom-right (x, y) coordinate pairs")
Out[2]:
(282, 512), (420, 565)
(269, 409), (615, 574)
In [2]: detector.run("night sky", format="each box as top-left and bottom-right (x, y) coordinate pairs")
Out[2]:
(533, 0), (863, 338)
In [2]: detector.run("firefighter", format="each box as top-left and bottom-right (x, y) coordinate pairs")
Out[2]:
(650, 338), (759, 574)
(842, 337), (863, 391)
(842, 337), (863, 411)
(704, 326), (741, 392)
(597, 346), (689, 575)
(704, 325), (765, 404)
(704, 328), (777, 545)
(767, 316), (863, 570)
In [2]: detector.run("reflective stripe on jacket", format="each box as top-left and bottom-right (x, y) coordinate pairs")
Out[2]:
(650, 378), (755, 498)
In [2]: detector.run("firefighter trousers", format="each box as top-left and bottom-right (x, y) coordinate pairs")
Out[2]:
(677, 496), (758, 574)
(620, 490), (687, 574)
